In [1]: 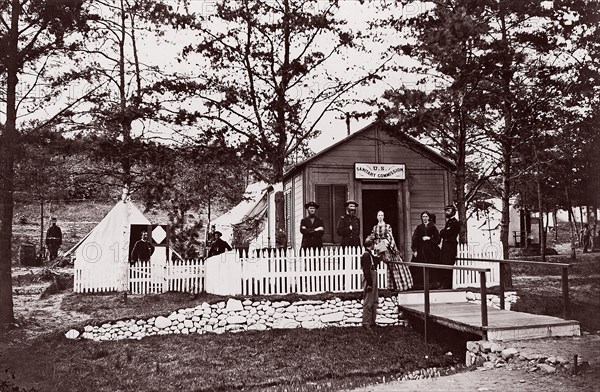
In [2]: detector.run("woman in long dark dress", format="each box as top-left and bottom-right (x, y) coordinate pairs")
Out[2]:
(410, 211), (441, 289)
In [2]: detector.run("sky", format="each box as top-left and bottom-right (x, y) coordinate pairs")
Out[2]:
(4, 0), (429, 156)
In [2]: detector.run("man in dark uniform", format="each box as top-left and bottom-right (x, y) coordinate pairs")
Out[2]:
(336, 200), (361, 247)
(45, 217), (63, 260)
(361, 236), (380, 329)
(300, 201), (325, 250)
(130, 231), (155, 264)
(439, 204), (460, 289)
(208, 231), (232, 257)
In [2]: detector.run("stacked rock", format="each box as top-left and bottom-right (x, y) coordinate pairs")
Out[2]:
(465, 340), (571, 373)
(68, 296), (406, 341)
(465, 291), (518, 310)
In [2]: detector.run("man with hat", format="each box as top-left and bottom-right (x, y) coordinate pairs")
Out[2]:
(45, 216), (63, 260)
(439, 204), (460, 288)
(300, 201), (325, 249)
(208, 231), (232, 257)
(336, 200), (361, 247)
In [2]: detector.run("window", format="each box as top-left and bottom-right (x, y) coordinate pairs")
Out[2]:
(315, 185), (347, 244)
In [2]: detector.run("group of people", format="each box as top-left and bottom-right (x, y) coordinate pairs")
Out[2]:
(298, 199), (461, 329)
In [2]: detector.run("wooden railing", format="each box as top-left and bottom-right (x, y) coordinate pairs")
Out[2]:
(458, 258), (571, 320)
(392, 261), (491, 342)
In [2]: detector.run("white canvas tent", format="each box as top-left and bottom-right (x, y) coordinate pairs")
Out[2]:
(71, 198), (170, 293)
(211, 181), (274, 246)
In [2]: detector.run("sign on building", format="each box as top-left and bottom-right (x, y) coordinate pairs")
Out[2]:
(354, 163), (406, 180)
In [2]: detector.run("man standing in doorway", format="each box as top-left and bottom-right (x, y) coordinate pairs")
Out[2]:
(300, 201), (325, 249)
(130, 231), (155, 264)
(439, 205), (460, 289)
(46, 217), (63, 260)
(336, 200), (361, 247)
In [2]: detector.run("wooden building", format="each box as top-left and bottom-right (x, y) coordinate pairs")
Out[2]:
(282, 121), (456, 261)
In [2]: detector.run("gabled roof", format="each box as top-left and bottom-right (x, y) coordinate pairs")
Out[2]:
(283, 120), (456, 181)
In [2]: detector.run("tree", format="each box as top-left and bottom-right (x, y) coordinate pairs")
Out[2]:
(55, 0), (192, 195)
(139, 144), (247, 259)
(376, 0), (497, 243)
(1, 0), (91, 328)
(164, 0), (383, 183)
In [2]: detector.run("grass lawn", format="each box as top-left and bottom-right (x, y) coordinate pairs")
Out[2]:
(1, 321), (459, 392)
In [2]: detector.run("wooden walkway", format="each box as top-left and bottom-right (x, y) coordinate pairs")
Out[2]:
(399, 302), (581, 341)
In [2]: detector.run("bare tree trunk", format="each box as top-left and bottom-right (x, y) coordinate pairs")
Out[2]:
(40, 198), (45, 261)
(553, 209), (558, 241)
(498, 14), (513, 287)
(534, 146), (545, 261)
(0, 0), (20, 330)
(500, 152), (513, 287)
(119, 0), (132, 190)
(455, 97), (468, 244)
(275, 191), (286, 248)
(566, 187), (577, 260)
(537, 178), (546, 262)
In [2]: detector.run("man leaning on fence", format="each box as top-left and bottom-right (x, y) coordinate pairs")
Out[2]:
(208, 231), (232, 257)
(361, 236), (380, 330)
(130, 231), (155, 264)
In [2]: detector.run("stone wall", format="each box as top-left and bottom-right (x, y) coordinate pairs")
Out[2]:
(465, 340), (572, 373)
(66, 297), (404, 341)
(465, 291), (518, 310)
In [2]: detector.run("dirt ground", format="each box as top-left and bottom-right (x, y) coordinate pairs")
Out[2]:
(7, 255), (600, 392)
(346, 365), (600, 392)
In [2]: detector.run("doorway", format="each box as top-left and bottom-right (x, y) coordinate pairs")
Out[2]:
(361, 189), (399, 244)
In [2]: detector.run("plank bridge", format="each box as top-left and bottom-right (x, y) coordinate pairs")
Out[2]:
(395, 258), (580, 342)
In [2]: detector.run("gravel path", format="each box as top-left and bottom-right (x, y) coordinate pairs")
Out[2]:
(344, 334), (600, 392)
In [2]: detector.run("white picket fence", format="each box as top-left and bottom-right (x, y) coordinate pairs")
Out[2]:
(74, 259), (204, 294)
(74, 266), (128, 293)
(236, 247), (389, 296)
(454, 242), (503, 288)
(129, 259), (204, 294)
(75, 242), (502, 295)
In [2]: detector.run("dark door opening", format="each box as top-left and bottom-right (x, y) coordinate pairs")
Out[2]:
(361, 189), (399, 244)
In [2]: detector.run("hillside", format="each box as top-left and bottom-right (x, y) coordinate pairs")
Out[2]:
(11, 199), (172, 266)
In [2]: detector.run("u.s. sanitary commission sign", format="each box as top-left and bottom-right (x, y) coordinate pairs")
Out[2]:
(354, 163), (406, 180)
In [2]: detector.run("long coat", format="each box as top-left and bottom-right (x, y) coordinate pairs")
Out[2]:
(300, 216), (325, 249)
(411, 222), (440, 264)
(130, 240), (155, 263)
(336, 214), (361, 247)
(439, 217), (460, 264)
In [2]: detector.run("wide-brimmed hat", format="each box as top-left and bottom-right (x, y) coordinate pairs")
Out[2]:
(214, 231), (222, 236)
(304, 201), (320, 209)
(444, 204), (456, 211)
(345, 200), (358, 207)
